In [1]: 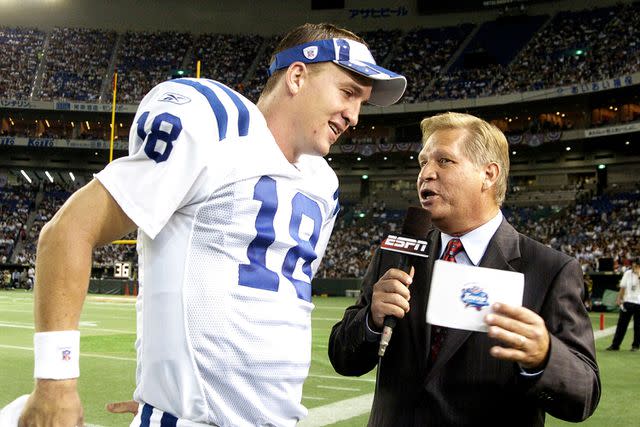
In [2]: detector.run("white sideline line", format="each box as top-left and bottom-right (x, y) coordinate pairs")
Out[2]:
(307, 374), (375, 383)
(298, 393), (374, 427)
(594, 326), (617, 339)
(317, 385), (360, 392)
(0, 344), (136, 362)
(0, 321), (133, 334)
(0, 345), (378, 385)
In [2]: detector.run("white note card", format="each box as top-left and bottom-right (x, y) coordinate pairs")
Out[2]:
(426, 260), (524, 332)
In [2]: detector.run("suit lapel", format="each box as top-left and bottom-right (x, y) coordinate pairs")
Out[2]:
(425, 219), (522, 382)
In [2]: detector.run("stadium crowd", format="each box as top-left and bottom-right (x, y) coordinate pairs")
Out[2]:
(194, 32), (262, 92)
(316, 189), (640, 278)
(116, 30), (193, 103)
(1, 2), (640, 285)
(0, 27), (45, 100)
(0, 178), (638, 286)
(39, 27), (116, 102)
(0, 3), (638, 104)
(427, 3), (640, 101)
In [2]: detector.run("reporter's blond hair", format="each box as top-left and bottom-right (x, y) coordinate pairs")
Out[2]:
(420, 112), (510, 206)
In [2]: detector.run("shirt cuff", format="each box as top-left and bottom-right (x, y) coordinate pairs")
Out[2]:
(519, 365), (544, 377)
(365, 311), (382, 343)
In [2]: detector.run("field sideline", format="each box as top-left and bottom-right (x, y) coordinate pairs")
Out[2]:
(1, 290), (638, 426)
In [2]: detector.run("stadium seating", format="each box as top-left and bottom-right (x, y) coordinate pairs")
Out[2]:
(0, 27), (45, 100)
(0, 4), (639, 281)
(116, 30), (193, 103)
(317, 189), (639, 278)
(39, 28), (116, 101)
(0, 3), (638, 103)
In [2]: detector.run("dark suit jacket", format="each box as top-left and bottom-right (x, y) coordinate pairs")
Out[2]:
(328, 219), (600, 426)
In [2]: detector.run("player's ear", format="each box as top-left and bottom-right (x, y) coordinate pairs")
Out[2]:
(284, 62), (307, 96)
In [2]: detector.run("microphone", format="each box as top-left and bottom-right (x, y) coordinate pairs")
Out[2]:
(377, 206), (431, 357)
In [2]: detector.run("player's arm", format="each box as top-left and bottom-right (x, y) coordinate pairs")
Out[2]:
(616, 288), (625, 306)
(19, 179), (136, 427)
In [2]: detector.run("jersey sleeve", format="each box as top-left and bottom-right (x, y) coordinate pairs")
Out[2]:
(96, 79), (222, 239)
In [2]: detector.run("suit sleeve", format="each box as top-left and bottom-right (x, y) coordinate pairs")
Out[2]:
(524, 257), (601, 421)
(328, 248), (384, 376)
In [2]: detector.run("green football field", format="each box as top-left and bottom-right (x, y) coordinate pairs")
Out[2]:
(1, 290), (638, 426)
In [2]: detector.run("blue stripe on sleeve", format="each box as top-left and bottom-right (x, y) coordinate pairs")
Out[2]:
(332, 188), (340, 216)
(173, 79), (228, 140)
(140, 403), (153, 426)
(210, 80), (250, 137)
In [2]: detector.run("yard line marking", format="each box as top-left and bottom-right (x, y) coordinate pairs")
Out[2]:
(87, 296), (136, 303)
(302, 396), (327, 401)
(307, 374), (376, 383)
(317, 385), (360, 392)
(0, 344), (136, 362)
(298, 393), (374, 427)
(0, 296), (32, 302)
(594, 326), (617, 339)
(313, 317), (342, 321)
(0, 320), (133, 334)
(0, 322), (33, 329)
(80, 321), (98, 327)
(1, 344), (375, 384)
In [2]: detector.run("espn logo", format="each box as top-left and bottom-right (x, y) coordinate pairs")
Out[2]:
(380, 235), (429, 257)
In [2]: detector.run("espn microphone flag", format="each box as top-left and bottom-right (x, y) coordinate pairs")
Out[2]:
(378, 207), (431, 356)
(379, 206), (432, 272)
(380, 234), (429, 258)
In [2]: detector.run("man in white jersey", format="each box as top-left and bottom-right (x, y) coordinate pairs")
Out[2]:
(7, 23), (406, 427)
(606, 258), (640, 351)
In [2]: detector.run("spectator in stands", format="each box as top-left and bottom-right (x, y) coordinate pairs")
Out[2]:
(606, 258), (640, 351)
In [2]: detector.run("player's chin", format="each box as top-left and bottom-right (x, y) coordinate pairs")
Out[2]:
(312, 140), (332, 157)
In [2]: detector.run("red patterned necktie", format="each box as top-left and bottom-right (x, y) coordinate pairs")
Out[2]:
(429, 238), (464, 366)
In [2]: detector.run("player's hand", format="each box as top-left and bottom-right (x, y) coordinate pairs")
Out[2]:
(369, 267), (414, 329)
(19, 379), (83, 427)
(106, 400), (139, 415)
(485, 303), (550, 370)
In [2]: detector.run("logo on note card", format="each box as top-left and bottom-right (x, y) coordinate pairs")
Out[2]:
(460, 285), (489, 311)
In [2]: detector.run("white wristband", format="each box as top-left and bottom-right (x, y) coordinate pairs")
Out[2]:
(34, 331), (80, 379)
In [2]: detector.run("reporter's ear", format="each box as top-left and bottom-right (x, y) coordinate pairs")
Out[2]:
(105, 400), (139, 415)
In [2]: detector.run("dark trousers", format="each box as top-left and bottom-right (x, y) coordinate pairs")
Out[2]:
(611, 302), (640, 348)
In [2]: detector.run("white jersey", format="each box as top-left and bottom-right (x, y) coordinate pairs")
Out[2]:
(96, 78), (339, 427)
(620, 269), (640, 304)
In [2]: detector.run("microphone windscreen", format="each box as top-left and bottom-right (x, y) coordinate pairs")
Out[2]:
(401, 206), (431, 238)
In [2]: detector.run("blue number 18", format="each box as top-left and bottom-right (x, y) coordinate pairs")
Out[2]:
(238, 176), (322, 302)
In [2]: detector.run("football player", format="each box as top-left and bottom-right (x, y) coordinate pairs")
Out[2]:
(9, 23), (406, 427)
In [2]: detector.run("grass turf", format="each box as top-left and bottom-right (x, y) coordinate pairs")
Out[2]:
(1, 290), (637, 426)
